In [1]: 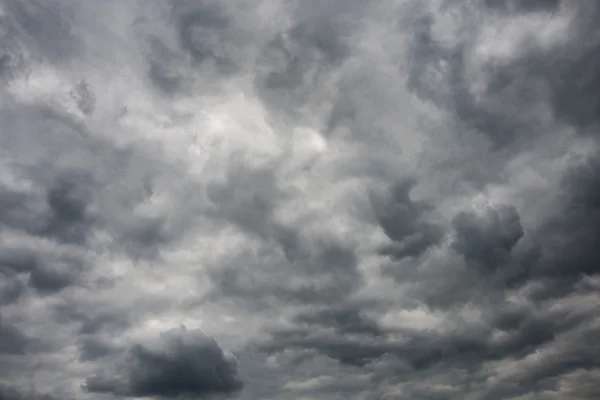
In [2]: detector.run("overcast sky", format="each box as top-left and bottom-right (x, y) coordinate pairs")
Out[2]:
(1, 0), (600, 399)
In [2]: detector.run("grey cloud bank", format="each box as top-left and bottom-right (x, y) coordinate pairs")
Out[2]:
(0, 0), (599, 399)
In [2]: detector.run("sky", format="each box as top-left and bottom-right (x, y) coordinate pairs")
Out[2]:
(1, 0), (600, 399)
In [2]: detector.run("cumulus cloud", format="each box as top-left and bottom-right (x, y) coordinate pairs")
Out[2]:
(451, 203), (524, 271)
(84, 327), (243, 398)
(1, 0), (600, 399)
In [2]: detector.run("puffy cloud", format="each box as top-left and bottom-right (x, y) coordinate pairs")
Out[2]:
(451, 203), (524, 271)
(0, 319), (29, 355)
(84, 327), (243, 398)
(372, 179), (444, 261)
(1, 0), (600, 399)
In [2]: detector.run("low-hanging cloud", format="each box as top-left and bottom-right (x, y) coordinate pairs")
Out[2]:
(1, 0), (599, 399)
(84, 327), (243, 398)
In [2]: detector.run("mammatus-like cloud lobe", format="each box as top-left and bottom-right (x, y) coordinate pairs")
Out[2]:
(1, 0), (600, 399)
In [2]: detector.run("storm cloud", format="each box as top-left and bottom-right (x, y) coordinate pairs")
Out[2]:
(1, 0), (599, 399)
(84, 327), (243, 398)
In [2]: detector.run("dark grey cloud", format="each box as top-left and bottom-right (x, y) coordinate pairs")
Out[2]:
(2, 0), (600, 399)
(483, 0), (561, 14)
(43, 170), (96, 244)
(176, 4), (231, 66)
(77, 335), (121, 362)
(544, 154), (600, 277)
(414, 1), (600, 141)
(205, 162), (289, 243)
(0, 102), (191, 308)
(54, 300), (131, 336)
(207, 237), (361, 310)
(520, 152), (600, 302)
(260, 21), (348, 91)
(255, 15), (351, 123)
(451, 203), (524, 271)
(0, 274), (25, 305)
(293, 303), (384, 337)
(253, 2), (600, 397)
(84, 327), (243, 398)
(0, 238), (86, 296)
(0, 171), (90, 243)
(202, 160), (362, 309)
(0, 37), (24, 82)
(0, 385), (59, 400)
(146, 36), (186, 95)
(0, 0), (80, 62)
(372, 179), (444, 261)
(261, 321), (485, 370)
(405, 10), (530, 152)
(69, 80), (96, 115)
(253, 160), (597, 395)
(260, 292), (600, 398)
(0, 318), (29, 355)
(142, 1), (258, 96)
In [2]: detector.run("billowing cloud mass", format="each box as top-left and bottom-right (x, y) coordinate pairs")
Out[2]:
(83, 327), (243, 398)
(1, 0), (599, 399)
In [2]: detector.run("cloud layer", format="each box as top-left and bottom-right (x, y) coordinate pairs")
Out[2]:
(1, 0), (599, 399)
